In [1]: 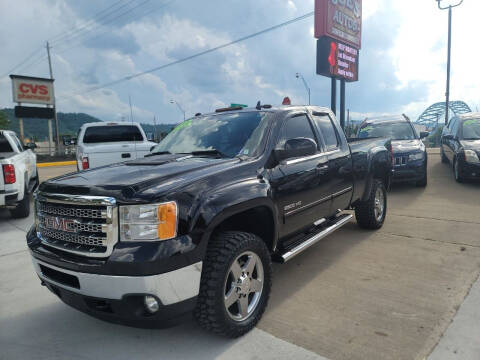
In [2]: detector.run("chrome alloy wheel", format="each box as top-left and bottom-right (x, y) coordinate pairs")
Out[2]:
(224, 251), (264, 322)
(374, 187), (385, 222)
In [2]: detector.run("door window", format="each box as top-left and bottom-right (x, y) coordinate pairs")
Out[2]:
(11, 135), (24, 152)
(312, 114), (339, 151)
(277, 114), (317, 150)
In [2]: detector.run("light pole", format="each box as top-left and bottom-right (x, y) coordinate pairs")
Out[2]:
(170, 99), (186, 121)
(436, 0), (464, 125)
(296, 73), (311, 105)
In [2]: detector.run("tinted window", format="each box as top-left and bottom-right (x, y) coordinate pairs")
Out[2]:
(0, 134), (13, 152)
(358, 122), (416, 140)
(153, 112), (270, 158)
(461, 118), (480, 140)
(451, 118), (460, 136)
(278, 114), (316, 148)
(83, 125), (144, 143)
(312, 114), (338, 150)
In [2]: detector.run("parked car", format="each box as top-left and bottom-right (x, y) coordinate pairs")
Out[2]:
(441, 113), (480, 182)
(27, 105), (392, 337)
(76, 122), (157, 170)
(0, 130), (38, 218)
(357, 115), (429, 187)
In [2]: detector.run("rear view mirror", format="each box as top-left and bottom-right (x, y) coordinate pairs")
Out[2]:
(419, 131), (429, 139)
(275, 137), (317, 163)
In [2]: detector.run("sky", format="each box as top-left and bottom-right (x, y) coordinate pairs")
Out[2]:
(0, 0), (479, 125)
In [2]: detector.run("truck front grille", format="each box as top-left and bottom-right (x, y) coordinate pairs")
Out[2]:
(35, 192), (118, 258)
(394, 155), (408, 166)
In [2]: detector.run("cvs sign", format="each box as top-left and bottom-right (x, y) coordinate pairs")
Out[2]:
(10, 75), (55, 105)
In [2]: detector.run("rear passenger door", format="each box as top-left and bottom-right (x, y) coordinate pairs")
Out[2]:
(311, 112), (353, 213)
(269, 113), (332, 238)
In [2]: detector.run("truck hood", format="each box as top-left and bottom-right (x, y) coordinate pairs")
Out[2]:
(39, 154), (240, 202)
(391, 139), (424, 153)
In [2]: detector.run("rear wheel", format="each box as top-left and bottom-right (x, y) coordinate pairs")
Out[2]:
(10, 184), (31, 219)
(355, 179), (387, 230)
(194, 231), (272, 338)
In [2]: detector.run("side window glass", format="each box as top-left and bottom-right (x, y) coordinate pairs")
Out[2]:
(451, 119), (460, 136)
(277, 114), (317, 149)
(312, 113), (339, 151)
(12, 135), (24, 152)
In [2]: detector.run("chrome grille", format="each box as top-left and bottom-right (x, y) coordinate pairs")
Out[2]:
(39, 228), (106, 247)
(394, 156), (408, 166)
(37, 202), (105, 219)
(35, 192), (118, 258)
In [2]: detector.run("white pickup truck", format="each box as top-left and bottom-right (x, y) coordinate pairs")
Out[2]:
(0, 130), (38, 218)
(76, 122), (157, 170)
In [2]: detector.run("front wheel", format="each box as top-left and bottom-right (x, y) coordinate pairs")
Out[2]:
(355, 179), (387, 229)
(453, 157), (464, 183)
(441, 147), (448, 163)
(194, 231), (272, 338)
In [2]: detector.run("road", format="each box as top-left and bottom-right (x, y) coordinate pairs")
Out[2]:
(1, 152), (479, 360)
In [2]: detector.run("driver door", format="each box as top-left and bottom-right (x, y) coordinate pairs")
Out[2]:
(268, 113), (333, 239)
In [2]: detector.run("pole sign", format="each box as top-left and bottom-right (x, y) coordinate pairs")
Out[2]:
(315, 0), (362, 50)
(317, 36), (359, 82)
(10, 75), (55, 105)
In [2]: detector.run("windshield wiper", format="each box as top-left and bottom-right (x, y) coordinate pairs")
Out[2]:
(180, 149), (229, 158)
(145, 151), (171, 157)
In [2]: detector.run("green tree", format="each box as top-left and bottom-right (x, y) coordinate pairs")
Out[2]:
(0, 110), (8, 130)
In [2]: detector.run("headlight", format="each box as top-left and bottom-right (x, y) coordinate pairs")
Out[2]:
(409, 152), (424, 161)
(465, 150), (480, 164)
(119, 202), (178, 242)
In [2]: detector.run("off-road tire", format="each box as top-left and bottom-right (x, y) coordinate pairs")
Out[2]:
(194, 231), (272, 338)
(10, 184), (30, 219)
(354, 179), (387, 230)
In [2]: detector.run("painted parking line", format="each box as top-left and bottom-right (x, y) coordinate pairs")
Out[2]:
(37, 161), (76, 167)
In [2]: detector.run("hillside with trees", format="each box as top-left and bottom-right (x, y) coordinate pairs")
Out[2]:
(1, 108), (176, 141)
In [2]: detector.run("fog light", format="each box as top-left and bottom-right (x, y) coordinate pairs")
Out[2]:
(144, 295), (159, 313)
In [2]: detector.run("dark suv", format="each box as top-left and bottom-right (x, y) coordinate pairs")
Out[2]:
(357, 115), (429, 187)
(441, 113), (480, 182)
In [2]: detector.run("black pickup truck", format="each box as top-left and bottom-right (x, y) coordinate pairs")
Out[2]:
(27, 105), (392, 337)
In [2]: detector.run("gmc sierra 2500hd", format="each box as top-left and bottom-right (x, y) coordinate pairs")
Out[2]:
(27, 105), (393, 337)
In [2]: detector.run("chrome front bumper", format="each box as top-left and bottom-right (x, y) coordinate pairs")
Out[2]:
(32, 257), (202, 306)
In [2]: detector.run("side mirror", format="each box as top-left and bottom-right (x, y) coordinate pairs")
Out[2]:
(274, 137), (317, 163)
(419, 131), (429, 139)
(25, 142), (37, 150)
(443, 134), (454, 140)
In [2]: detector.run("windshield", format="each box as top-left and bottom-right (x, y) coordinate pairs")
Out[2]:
(461, 118), (480, 140)
(151, 111), (270, 158)
(358, 122), (416, 140)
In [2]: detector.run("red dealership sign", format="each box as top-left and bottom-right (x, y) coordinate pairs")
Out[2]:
(315, 0), (362, 49)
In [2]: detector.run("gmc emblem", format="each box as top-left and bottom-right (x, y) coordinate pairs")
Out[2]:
(42, 216), (76, 233)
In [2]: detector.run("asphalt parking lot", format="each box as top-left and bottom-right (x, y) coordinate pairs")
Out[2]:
(1, 151), (479, 360)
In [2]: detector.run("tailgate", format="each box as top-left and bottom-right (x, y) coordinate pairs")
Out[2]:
(84, 143), (138, 168)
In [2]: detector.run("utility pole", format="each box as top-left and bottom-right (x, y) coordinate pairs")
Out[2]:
(331, 78), (337, 115)
(340, 79), (346, 130)
(46, 41), (60, 152)
(436, 0), (464, 125)
(295, 73), (311, 105)
(153, 115), (157, 142)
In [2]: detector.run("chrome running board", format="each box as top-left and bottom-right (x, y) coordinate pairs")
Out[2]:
(281, 214), (353, 262)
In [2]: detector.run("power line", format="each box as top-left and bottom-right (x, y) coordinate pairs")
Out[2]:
(54, 0), (159, 55)
(1, 0), (132, 78)
(50, 0), (136, 46)
(61, 11), (314, 100)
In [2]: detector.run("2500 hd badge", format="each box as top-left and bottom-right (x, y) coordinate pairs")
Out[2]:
(28, 105), (393, 337)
